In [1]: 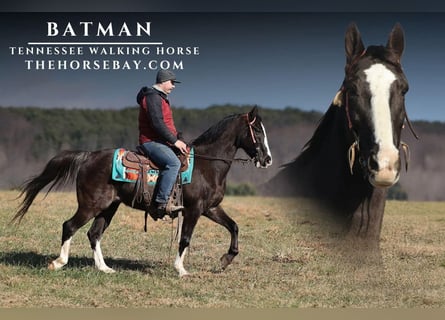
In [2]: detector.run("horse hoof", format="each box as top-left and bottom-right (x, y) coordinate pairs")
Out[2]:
(48, 259), (65, 270)
(100, 267), (116, 274)
(220, 254), (234, 270)
(178, 270), (190, 277)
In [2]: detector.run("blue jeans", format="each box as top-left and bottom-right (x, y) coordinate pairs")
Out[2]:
(141, 141), (181, 204)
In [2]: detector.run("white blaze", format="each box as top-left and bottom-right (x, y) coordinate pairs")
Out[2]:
(364, 63), (396, 151)
(364, 63), (399, 186)
(260, 122), (273, 167)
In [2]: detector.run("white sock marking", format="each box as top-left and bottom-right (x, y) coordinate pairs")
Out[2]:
(174, 248), (189, 277)
(93, 240), (115, 273)
(49, 237), (72, 270)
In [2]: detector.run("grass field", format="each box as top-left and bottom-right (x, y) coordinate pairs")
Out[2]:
(1, 190), (445, 308)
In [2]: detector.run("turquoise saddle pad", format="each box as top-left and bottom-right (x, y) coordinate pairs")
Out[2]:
(111, 147), (194, 185)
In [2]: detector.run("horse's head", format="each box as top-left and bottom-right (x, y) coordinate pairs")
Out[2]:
(336, 23), (409, 188)
(239, 106), (273, 168)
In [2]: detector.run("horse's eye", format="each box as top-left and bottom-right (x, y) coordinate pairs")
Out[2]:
(398, 81), (409, 95)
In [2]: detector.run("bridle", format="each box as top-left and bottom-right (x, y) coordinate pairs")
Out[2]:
(341, 86), (415, 176)
(192, 112), (260, 164)
(245, 113), (258, 145)
(338, 50), (418, 175)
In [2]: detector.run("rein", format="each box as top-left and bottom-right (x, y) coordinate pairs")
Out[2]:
(193, 153), (253, 164)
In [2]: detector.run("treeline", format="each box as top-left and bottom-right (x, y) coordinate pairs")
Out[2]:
(2, 105), (445, 200)
(1, 104), (322, 158)
(0, 104), (325, 195)
(2, 107), (138, 157)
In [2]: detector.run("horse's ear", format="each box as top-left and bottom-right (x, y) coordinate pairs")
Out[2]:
(345, 23), (365, 65)
(386, 23), (404, 61)
(248, 105), (258, 121)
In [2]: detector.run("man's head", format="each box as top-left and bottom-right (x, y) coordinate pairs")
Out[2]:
(155, 69), (180, 94)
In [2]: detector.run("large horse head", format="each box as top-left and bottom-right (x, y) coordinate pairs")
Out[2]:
(335, 23), (410, 188)
(239, 106), (273, 168)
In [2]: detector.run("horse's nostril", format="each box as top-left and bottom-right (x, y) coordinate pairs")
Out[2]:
(265, 155), (272, 165)
(368, 154), (379, 172)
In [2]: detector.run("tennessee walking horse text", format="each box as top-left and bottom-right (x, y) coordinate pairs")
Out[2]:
(269, 23), (417, 243)
(13, 106), (272, 276)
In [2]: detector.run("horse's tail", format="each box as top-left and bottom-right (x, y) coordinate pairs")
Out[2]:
(12, 150), (91, 224)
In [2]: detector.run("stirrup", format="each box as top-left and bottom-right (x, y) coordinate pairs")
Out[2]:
(166, 204), (184, 218)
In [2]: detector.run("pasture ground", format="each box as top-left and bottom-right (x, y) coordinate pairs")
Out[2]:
(1, 190), (445, 309)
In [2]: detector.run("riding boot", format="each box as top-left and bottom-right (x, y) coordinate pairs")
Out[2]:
(156, 202), (184, 219)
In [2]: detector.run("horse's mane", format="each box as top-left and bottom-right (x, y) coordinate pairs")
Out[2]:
(191, 114), (240, 146)
(295, 104), (344, 165)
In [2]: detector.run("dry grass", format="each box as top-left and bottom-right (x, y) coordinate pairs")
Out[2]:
(1, 190), (445, 308)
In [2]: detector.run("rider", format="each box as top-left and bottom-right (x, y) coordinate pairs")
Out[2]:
(136, 69), (188, 219)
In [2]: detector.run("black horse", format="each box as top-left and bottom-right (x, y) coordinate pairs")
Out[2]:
(12, 106), (272, 276)
(268, 23), (416, 242)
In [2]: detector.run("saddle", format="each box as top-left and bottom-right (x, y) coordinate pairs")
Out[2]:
(122, 146), (189, 231)
(122, 145), (189, 172)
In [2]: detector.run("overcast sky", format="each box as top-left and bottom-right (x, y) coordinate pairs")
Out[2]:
(1, 12), (444, 121)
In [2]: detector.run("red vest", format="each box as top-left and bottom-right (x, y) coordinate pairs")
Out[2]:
(138, 95), (177, 145)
